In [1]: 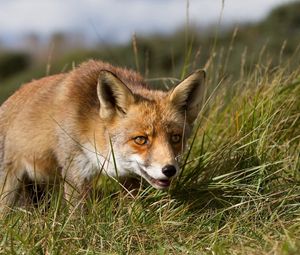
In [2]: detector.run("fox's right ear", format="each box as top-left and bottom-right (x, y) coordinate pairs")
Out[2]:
(169, 69), (206, 123)
(97, 70), (135, 119)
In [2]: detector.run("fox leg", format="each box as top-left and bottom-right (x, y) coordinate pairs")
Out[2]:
(62, 165), (92, 209)
(0, 165), (23, 213)
(63, 179), (92, 213)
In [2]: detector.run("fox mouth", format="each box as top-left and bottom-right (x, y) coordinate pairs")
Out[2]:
(139, 168), (171, 189)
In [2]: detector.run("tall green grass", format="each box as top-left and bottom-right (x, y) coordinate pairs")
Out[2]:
(0, 37), (300, 254)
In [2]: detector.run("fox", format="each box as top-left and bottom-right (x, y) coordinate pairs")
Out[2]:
(0, 60), (206, 211)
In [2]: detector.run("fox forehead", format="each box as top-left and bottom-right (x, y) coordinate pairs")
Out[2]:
(119, 98), (188, 136)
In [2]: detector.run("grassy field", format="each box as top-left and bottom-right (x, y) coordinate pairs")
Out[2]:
(0, 43), (299, 255)
(0, 3), (300, 253)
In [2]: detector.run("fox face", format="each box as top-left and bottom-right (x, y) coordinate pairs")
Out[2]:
(91, 69), (206, 189)
(104, 99), (188, 189)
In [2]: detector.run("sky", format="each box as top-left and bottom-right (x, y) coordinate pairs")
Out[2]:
(0, 0), (293, 47)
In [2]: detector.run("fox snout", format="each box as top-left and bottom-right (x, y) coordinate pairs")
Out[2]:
(137, 161), (180, 190)
(162, 164), (177, 178)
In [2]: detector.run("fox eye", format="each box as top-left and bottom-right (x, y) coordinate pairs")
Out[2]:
(171, 134), (181, 144)
(134, 136), (148, 145)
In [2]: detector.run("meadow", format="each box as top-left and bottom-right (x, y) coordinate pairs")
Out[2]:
(0, 2), (299, 254)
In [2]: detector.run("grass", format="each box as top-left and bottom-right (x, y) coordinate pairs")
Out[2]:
(0, 35), (300, 255)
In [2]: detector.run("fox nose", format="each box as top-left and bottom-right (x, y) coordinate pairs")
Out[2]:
(162, 165), (177, 178)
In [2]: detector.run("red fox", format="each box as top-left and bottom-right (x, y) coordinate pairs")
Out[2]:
(0, 60), (206, 211)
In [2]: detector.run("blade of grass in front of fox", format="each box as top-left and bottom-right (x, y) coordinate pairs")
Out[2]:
(108, 137), (136, 198)
(92, 131), (110, 178)
(32, 156), (42, 208)
(51, 173), (64, 229)
(109, 137), (119, 181)
(90, 131), (114, 202)
(180, 108), (188, 162)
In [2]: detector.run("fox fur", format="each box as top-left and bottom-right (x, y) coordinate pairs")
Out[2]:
(0, 60), (206, 211)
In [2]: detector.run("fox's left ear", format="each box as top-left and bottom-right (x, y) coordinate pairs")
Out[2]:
(169, 69), (206, 123)
(97, 70), (135, 119)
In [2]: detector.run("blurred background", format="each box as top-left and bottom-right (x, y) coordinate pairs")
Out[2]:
(0, 0), (299, 102)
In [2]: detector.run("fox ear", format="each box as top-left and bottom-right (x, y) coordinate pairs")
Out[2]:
(169, 69), (206, 123)
(97, 70), (134, 119)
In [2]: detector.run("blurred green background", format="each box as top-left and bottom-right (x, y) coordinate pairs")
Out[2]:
(0, 1), (300, 103)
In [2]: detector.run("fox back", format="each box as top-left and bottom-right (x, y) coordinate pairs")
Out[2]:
(0, 60), (206, 210)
